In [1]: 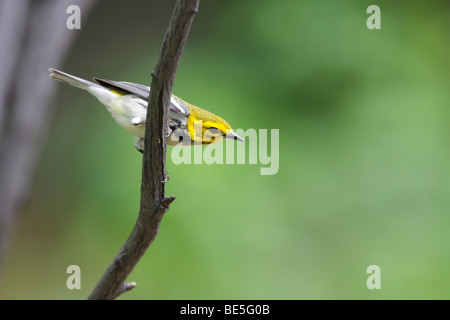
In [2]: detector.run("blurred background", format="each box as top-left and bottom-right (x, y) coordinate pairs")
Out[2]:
(0, 0), (449, 299)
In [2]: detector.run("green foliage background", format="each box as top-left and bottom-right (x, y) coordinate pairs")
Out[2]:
(1, 0), (449, 299)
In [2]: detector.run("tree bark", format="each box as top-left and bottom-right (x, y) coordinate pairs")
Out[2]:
(88, 0), (200, 300)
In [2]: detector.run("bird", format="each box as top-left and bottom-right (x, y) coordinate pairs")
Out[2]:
(49, 68), (243, 153)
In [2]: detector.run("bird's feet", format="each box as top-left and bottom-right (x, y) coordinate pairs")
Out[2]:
(135, 138), (144, 154)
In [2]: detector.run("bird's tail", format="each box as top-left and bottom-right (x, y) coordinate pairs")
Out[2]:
(49, 68), (95, 90)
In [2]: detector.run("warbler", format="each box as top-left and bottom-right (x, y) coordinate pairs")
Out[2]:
(49, 68), (243, 152)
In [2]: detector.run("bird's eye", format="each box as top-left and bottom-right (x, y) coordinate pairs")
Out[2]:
(208, 127), (221, 134)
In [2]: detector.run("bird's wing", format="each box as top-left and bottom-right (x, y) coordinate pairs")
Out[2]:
(93, 78), (189, 116)
(93, 78), (150, 100)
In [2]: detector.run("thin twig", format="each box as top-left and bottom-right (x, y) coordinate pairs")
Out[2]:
(120, 282), (137, 295)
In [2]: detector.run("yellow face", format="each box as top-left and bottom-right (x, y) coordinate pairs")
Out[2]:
(186, 103), (233, 144)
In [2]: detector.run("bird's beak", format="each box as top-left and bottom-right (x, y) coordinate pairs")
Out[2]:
(225, 130), (244, 142)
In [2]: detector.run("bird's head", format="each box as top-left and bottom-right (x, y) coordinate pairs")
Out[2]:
(186, 103), (243, 144)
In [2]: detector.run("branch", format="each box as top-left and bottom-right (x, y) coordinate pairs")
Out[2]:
(88, 0), (200, 300)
